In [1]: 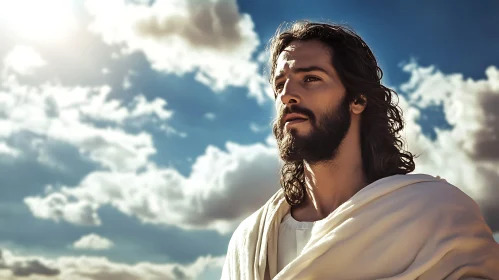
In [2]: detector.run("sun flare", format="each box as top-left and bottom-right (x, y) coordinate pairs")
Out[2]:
(0, 0), (76, 43)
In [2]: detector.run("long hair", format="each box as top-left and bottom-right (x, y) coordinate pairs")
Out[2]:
(268, 21), (416, 206)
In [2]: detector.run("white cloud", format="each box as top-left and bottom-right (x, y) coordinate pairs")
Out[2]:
(0, 142), (20, 157)
(3, 45), (46, 75)
(0, 76), (175, 172)
(79, 86), (173, 124)
(129, 95), (172, 120)
(204, 113), (216, 121)
(85, 0), (272, 104)
(30, 138), (67, 171)
(25, 141), (281, 234)
(249, 122), (270, 133)
(24, 193), (101, 226)
(72, 233), (114, 250)
(399, 62), (499, 229)
(0, 248), (224, 280)
(265, 134), (278, 148)
(122, 69), (136, 90)
(161, 127), (188, 138)
(123, 76), (132, 90)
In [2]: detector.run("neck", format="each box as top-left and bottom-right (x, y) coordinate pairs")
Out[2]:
(292, 119), (367, 222)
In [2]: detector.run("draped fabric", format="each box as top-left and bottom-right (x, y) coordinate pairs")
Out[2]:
(222, 174), (499, 280)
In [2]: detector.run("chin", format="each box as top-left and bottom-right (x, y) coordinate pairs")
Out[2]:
(286, 124), (311, 134)
(288, 130), (313, 142)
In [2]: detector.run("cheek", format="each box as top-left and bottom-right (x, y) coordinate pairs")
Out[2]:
(310, 102), (336, 124)
(275, 102), (285, 118)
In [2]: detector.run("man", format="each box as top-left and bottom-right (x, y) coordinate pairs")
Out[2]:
(222, 21), (499, 279)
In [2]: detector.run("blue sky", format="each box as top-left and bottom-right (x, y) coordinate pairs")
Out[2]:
(0, 0), (498, 279)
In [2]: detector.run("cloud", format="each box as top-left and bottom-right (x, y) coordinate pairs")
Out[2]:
(79, 87), (173, 124)
(25, 141), (281, 234)
(249, 122), (270, 133)
(0, 142), (20, 158)
(399, 62), (499, 230)
(85, 0), (272, 103)
(204, 113), (216, 121)
(3, 45), (46, 75)
(0, 249), (223, 280)
(0, 249), (59, 278)
(25, 192), (101, 226)
(0, 75), (175, 172)
(158, 125), (188, 138)
(131, 96), (172, 119)
(72, 233), (114, 250)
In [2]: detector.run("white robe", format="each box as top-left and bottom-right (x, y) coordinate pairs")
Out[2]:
(221, 174), (499, 279)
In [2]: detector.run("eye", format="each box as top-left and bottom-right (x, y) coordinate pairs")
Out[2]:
(304, 76), (321, 83)
(274, 82), (284, 96)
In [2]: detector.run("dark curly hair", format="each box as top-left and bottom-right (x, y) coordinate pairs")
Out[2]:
(268, 21), (416, 206)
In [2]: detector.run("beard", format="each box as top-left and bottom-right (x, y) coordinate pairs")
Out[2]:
(272, 95), (352, 164)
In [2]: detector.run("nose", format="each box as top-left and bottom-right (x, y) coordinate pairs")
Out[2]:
(278, 80), (301, 106)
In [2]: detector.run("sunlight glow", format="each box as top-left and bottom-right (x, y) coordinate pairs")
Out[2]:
(0, 0), (77, 43)
(4, 45), (46, 75)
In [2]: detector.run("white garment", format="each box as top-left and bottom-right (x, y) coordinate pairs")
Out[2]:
(276, 212), (315, 273)
(222, 173), (499, 280)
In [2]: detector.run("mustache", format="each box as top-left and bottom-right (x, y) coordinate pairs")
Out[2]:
(279, 105), (315, 124)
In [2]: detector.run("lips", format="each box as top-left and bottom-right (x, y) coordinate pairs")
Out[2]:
(283, 113), (309, 124)
(283, 116), (308, 129)
(286, 117), (307, 123)
(286, 119), (307, 126)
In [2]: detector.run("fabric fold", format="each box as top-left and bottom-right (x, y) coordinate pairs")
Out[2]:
(222, 174), (499, 280)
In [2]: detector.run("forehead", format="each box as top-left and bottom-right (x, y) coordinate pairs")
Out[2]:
(275, 40), (333, 74)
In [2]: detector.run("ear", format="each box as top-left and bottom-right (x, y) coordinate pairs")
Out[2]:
(351, 95), (367, 115)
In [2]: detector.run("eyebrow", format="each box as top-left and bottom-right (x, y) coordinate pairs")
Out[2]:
(273, 66), (330, 85)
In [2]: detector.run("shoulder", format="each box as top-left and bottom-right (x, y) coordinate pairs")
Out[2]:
(231, 206), (264, 240)
(363, 174), (482, 218)
(227, 189), (285, 249)
(388, 175), (489, 233)
(404, 176), (480, 210)
(362, 174), (487, 234)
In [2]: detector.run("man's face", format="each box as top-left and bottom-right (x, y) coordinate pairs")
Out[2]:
(272, 40), (352, 164)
